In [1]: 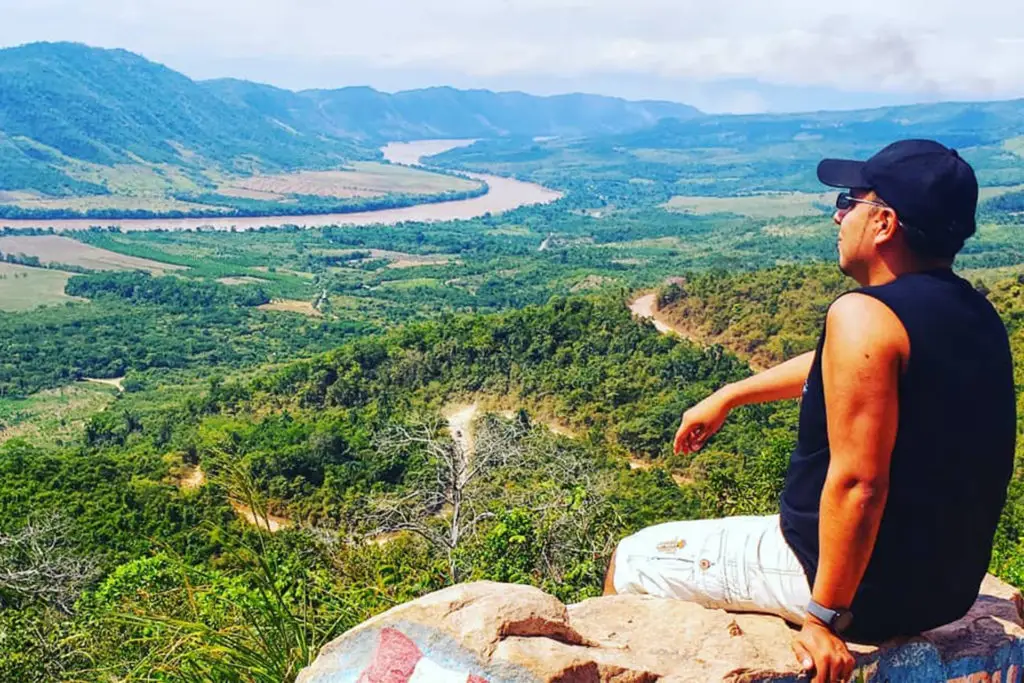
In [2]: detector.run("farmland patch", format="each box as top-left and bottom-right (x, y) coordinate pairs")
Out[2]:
(216, 162), (480, 200)
(257, 299), (322, 317)
(0, 262), (84, 311)
(664, 192), (833, 218)
(0, 235), (186, 274)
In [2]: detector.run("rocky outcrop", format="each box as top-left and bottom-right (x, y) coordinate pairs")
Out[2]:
(298, 575), (1024, 682)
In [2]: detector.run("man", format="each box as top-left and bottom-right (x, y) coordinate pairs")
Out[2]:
(604, 140), (1016, 683)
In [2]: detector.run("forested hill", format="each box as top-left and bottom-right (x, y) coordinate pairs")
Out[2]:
(0, 42), (372, 194)
(655, 264), (853, 368)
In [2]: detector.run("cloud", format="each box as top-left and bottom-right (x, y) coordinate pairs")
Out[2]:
(1, 0), (1022, 109)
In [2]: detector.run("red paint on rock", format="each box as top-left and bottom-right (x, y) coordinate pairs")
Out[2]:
(358, 628), (421, 683)
(357, 627), (490, 683)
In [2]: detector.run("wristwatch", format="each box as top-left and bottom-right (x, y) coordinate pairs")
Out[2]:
(806, 599), (854, 634)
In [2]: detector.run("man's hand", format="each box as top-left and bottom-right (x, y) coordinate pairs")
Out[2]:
(791, 619), (856, 683)
(674, 391), (732, 454)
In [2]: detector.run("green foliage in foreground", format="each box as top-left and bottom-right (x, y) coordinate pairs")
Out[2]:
(0, 295), (774, 679)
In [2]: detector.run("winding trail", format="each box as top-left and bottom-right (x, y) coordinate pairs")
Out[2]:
(628, 293), (691, 337)
(444, 402), (478, 466)
(84, 376), (125, 392)
(629, 291), (766, 372)
(230, 500), (290, 533)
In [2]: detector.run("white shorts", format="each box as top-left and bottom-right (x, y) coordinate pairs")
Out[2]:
(612, 514), (811, 625)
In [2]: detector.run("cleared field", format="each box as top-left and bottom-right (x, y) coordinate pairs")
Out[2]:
(217, 276), (268, 286)
(664, 192), (833, 218)
(377, 278), (440, 290)
(0, 158), (479, 215)
(0, 382), (118, 448)
(257, 299), (322, 317)
(218, 162), (480, 200)
(315, 248), (454, 269)
(959, 263), (1024, 283)
(0, 194), (219, 214)
(0, 235), (186, 274)
(570, 275), (617, 292)
(606, 236), (685, 250)
(252, 266), (315, 279)
(979, 183), (1024, 201)
(0, 262), (84, 311)
(1002, 137), (1024, 159)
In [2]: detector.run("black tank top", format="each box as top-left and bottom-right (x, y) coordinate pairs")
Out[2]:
(779, 268), (1015, 643)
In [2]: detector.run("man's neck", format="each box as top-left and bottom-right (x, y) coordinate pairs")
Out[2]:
(859, 254), (953, 287)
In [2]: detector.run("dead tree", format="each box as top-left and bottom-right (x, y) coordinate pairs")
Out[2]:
(0, 514), (98, 614)
(369, 414), (529, 583)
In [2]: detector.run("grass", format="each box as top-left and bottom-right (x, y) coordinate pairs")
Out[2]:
(979, 183), (1024, 201)
(376, 278), (441, 291)
(0, 194), (218, 213)
(214, 162), (479, 200)
(0, 262), (84, 311)
(0, 235), (187, 274)
(2, 157), (479, 217)
(1002, 136), (1024, 160)
(0, 381), (118, 447)
(663, 192), (834, 218)
(257, 300), (323, 317)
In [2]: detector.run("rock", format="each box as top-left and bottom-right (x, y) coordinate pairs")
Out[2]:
(298, 574), (1024, 682)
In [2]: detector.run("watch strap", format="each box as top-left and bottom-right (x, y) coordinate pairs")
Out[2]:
(806, 599), (852, 634)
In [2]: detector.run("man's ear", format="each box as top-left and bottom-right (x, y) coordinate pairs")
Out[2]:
(873, 208), (900, 246)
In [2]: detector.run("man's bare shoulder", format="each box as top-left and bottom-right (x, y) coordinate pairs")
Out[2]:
(825, 293), (909, 366)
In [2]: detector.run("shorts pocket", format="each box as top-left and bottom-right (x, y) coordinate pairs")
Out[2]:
(648, 527), (729, 609)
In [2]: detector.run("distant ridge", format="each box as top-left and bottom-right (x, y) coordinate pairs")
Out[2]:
(203, 80), (703, 142)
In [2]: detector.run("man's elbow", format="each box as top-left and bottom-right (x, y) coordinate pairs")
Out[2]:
(831, 472), (890, 510)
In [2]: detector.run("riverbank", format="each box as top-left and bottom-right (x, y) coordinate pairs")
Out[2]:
(0, 141), (562, 232)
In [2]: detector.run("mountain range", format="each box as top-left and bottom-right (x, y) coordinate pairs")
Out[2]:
(0, 42), (700, 196)
(1, 41), (1022, 202)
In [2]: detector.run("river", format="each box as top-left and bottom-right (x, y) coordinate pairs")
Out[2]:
(0, 140), (562, 232)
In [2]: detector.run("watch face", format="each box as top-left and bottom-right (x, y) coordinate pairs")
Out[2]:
(835, 610), (854, 634)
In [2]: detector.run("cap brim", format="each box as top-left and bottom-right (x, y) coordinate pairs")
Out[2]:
(817, 159), (868, 189)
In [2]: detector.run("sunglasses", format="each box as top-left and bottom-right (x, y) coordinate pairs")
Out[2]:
(835, 192), (891, 212)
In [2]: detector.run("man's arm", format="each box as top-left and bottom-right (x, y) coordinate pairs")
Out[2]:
(815, 293), (904, 609)
(792, 293), (907, 683)
(675, 350), (814, 454)
(721, 350), (815, 408)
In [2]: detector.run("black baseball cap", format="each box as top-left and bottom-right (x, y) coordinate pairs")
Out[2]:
(817, 139), (978, 258)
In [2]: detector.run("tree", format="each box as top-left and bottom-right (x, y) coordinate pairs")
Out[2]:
(367, 414), (530, 583)
(0, 514), (98, 613)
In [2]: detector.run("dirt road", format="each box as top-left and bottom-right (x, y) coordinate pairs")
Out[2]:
(628, 293), (690, 336)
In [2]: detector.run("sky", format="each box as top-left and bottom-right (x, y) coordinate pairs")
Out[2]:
(2, 0), (1023, 114)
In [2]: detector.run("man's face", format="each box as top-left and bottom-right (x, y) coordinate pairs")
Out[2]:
(834, 188), (881, 280)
